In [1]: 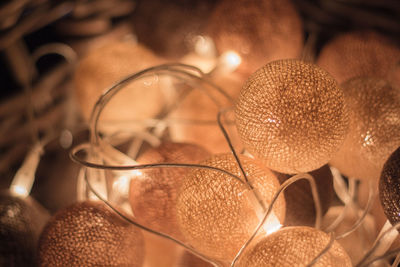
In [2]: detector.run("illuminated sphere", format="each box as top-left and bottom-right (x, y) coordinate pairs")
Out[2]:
(275, 165), (333, 227)
(176, 153), (285, 262)
(235, 59), (348, 174)
(0, 193), (49, 266)
(380, 147), (400, 226)
(38, 201), (144, 267)
(330, 77), (400, 180)
(169, 73), (243, 153)
(129, 142), (210, 239)
(317, 31), (400, 84)
(74, 41), (164, 132)
(237, 226), (352, 267)
(206, 0), (303, 75)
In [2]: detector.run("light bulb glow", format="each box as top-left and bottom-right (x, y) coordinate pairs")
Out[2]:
(219, 50), (242, 72)
(10, 185), (29, 198)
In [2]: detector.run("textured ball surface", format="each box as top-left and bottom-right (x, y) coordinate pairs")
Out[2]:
(206, 0), (303, 76)
(237, 226), (352, 267)
(38, 201), (144, 267)
(317, 31), (400, 84)
(74, 41), (164, 129)
(129, 142), (210, 239)
(235, 59), (348, 174)
(275, 165), (333, 227)
(0, 194), (49, 267)
(176, 153), (285, 262)
(330, 77), (400, 180)
(380, 147), (400, 226)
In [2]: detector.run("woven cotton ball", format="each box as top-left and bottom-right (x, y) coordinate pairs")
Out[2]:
(38, 201), (144, 267)
(176, 153), (285, 262)
(380, 147), (400, 226)
(129, 142), (210, 239)
(317, 31), (400, 84)
(235, 59), (348, 174)
(206, 0), (303, 76)
(237, 226), (352, 267)
(0, 193), (49, 266)
(330, 77), (400, 180)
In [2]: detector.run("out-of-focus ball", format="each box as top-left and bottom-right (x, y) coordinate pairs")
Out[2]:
(132, 0), (218, 59)
(38, 201), (144, 267)
(177, 251), (213, 267)
(0, 193), (49, 267)
(237, 226), (352, 267)
(74, 41), (165, 132)
(129, 142), (210, 239)
(380, 147), (400, 226)
(274, 165), (333, 227)
(317, 31), (400, 84)
(330, 77), (400, 180)
(235, 59), (348, 174)
(206, 0), (303, 76)
(169, 73), (243, 153)
(176, 153), (285, 262)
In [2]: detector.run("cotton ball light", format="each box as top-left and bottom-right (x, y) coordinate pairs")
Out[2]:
(38, 201), (144, 267)
(380, 146), (400, 227)
(74, 41), (165, 133)
(176, 153), (285, 262)
(236, 226), (352, 267)
(275, 165), (333, 227)
(0, 193), (49, 266)
(235, 59), (348, 174)
(129, 142), (210, 239)
(330, 77), (400, 180)
(317, 31), (400, 84)
(206, 0), (303, 76)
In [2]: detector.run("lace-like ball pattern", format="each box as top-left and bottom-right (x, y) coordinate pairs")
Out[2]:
(176, 153), (285, 262)
(330, 77), (400, 180)
(129, 142), (210, 239)
(38, 201), (144, 267)
(235, 59), (348, 174)
(237, 226), (352, 267)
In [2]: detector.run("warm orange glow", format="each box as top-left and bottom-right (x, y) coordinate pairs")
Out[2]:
(237, 226), (352, 267)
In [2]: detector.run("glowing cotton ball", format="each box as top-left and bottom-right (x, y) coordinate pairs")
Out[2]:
(38, 201), (144, 267)
(237, 226), (352, 267)
(235, 59), (348, 174)
(176, 153), (285, 262)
